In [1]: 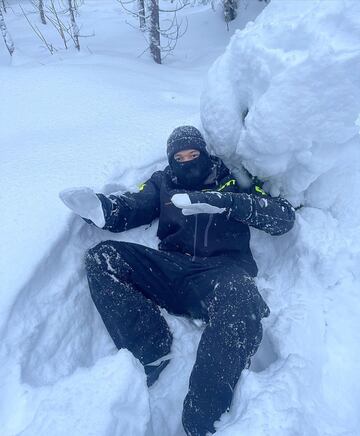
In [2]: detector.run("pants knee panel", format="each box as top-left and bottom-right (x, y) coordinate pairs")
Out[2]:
(85, 241), (131, 282)
(211, 274), (269, 321)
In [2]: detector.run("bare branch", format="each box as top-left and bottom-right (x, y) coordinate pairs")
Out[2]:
(45, 0), (69, 49)
(117, 0), (151, 21)
(118, 0), (189, 64)
(158, 1), (189, 13)
(20, 4), (55, 54)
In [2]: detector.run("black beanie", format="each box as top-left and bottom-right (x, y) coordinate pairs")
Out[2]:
(167, 126), (208, 160)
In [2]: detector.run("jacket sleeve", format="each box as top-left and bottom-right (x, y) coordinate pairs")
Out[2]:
(95, 171), (161, 233)
(228, 184), (296, 236)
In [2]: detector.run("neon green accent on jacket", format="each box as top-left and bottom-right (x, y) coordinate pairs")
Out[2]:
(255, 185), (267, 196)
(218, 179), (236, 191)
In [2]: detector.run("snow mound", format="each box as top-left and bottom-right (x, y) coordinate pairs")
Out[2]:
(1, 350), (149, 436)
(202, 1), (360, 435)
(201, 0), (360, 206)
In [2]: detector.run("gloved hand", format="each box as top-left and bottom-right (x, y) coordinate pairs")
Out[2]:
(59, 187), (105, 228)
(171, 191), (233, 216)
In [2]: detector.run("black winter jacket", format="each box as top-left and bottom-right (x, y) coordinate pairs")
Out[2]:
(96, 157), (295, 276)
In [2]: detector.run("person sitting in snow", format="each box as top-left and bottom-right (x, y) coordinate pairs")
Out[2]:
(60, 126), (295, 436)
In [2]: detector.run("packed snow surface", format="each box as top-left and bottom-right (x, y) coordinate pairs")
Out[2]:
(1, 0), (359, 435)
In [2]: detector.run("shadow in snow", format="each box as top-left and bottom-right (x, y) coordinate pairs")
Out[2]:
(250, 328), (278, 373)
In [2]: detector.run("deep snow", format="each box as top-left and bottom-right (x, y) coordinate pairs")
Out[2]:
(1, 0), (360, 435)
(202, 1), (360, 434)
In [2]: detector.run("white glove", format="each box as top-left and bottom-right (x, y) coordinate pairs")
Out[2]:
(59, 187), (106, 228)
(171, 193), (226, 216)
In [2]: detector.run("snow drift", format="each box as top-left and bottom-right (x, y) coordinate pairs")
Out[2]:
(202, 0), (360, 203)
(202, 1), (360, 435)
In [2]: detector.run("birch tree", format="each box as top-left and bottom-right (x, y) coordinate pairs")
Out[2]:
(1, 1), (6, 14)
(147, 0), (161, 63)
(138, 0), (146, 31)
(68, 0), (80, 50)
(39, 0), (46, 24)
(0, 6), (14, 55)
(118, 0), (188, 64)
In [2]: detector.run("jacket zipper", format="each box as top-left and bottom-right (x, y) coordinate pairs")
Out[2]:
(204, 214), (213, 248)
(192, 214), (198, 262)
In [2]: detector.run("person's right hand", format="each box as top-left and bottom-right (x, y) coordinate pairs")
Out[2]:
(59, 187), (105, 228)
(171, 191), (232, 215)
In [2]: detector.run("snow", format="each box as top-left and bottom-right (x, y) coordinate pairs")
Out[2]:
(2, 350), (150, 436)
(1, 0), (359, 435)
(202, 0), (360, 434)
(201, 0), (360, 205)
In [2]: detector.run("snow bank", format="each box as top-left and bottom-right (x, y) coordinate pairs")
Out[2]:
(202, 0), (360, 205)
(202, 1), (360, 435)
(1, 350), (149, 436)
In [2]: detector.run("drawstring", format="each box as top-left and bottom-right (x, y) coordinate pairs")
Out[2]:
(192, 214), (198, 262)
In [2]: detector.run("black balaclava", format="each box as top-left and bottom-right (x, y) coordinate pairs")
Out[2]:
(167, 126), (213, 190)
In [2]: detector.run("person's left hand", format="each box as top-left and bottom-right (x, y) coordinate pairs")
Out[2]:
(171, 191), (232, 215)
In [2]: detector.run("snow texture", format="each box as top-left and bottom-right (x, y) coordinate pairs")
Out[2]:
(202, 1), (360, 435)
(1, 0), (359, 435)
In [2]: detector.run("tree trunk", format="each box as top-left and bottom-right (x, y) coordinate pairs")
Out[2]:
(147, 0), (161, 64)
(0, 6), (14, 55)
(68, 0), (80, 50)
(1, 1), (7, 13)
(39, 0), (46, 24)
(138, 0), (146, 31)
(223, 0), (237, 24)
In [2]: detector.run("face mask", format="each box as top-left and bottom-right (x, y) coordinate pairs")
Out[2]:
(170, 152), (213, 189)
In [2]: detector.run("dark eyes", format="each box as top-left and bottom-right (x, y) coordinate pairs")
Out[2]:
(175, 152), (199, 162)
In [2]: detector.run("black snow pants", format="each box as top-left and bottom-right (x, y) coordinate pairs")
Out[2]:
(85, 240), (270, 436)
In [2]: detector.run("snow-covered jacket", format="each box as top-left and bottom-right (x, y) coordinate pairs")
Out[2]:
(96, 157), (295, 276)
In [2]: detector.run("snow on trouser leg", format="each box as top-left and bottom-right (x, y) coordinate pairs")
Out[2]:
(182, 273), (269, 436)
(85, 240), (172, 367)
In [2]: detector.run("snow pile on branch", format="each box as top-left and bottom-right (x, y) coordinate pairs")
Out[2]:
(202, 1), (360, 435)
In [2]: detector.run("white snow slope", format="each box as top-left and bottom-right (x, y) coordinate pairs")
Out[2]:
(1, 0), (359, 435)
